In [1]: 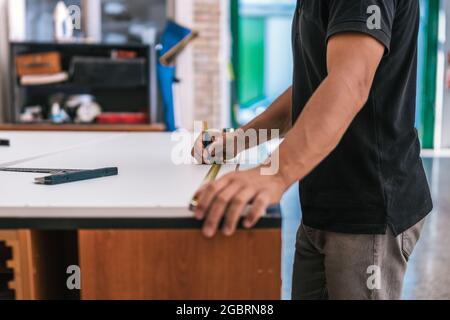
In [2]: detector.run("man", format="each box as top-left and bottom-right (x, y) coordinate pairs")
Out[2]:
(192, 0), (433, 300)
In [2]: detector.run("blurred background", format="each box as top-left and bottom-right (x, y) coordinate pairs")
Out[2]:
(0, 0), (448, 300)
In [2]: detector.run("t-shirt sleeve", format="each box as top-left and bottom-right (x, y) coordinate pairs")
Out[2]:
(326, 0), (396, 54)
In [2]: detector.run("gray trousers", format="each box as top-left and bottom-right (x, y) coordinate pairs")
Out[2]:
(291, 219), (425, 300)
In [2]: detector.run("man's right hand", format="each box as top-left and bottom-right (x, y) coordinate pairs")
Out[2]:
(191, 130), (243, 165)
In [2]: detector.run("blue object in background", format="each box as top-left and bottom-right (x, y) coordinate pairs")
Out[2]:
(157, 63), (177, 132)
(416, 0), (427, 131)
(159, 21), (193, 58)
(157, 21), (195, 131)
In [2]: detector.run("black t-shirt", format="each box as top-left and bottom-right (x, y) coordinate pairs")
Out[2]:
(292, 0), (433, 236)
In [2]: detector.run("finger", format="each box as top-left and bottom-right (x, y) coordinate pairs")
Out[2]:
(193, 175), (231, 220)
(203, 181), (242, 238)
(191, 140), (200, 158)
(202, 138), (218, 165)
(223, 187), (256, 236)
(191, 182), (216, 218)
(208, 144), (225, 165)
(192, 131), (217, 164)
(191, 183), (209, 207)
(194, 147), (204, 164)
(192, 134), (206, 163)
(244, 191), (270, 229)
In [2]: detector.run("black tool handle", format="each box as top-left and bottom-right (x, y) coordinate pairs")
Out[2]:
(38, 167), (119, 185)
(0, 139), (10, 147)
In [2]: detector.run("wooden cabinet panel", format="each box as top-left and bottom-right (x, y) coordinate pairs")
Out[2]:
(0, 230), (79, 300)
(79, 229), (281, 300)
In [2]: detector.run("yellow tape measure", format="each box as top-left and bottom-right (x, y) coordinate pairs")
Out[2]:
(189, 164), (222, 210)
(189, 121), (225, 210)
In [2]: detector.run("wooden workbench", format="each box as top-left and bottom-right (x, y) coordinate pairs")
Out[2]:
(0, 132), (282, 300)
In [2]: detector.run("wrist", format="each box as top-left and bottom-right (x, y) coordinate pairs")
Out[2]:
(275, 160), (300, 189)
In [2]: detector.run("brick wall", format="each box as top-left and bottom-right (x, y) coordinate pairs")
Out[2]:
(0, 0), (9, 122)
(191, 0), (228, 128)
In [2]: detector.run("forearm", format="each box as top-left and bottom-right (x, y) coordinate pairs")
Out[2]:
(243, 86), (292, 134)
(276, 73), (366, 186)
(240, 86), (293, 148)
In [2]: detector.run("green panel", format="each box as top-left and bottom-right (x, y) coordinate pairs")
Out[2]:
(418, 0), (439, 149)
(238, 17), (265, 106)
(230, 0), (239, 128)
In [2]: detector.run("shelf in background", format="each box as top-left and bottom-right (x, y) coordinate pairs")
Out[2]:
(0, 123), (166, 132)
(10, 41), (159, 125)
(18, 82), (149, 91)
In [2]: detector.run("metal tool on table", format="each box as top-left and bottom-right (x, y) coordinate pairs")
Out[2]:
(0, 167), (118, 185)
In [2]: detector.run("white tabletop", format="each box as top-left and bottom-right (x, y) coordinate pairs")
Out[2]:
(0, 131), (122, 167)
(0, 132), (261, 221)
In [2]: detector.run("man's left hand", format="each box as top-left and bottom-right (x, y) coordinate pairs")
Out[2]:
(192, 167), (288, 238)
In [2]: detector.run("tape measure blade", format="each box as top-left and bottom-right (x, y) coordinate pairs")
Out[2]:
(190, 164), (223, 210)
(204, 164), (222, 183)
